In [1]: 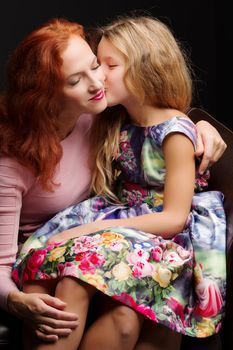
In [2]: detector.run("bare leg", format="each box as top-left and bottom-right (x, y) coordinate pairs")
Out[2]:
(23, 277), (95, 350)
(135, 318), (182, 350)
(79, 295), (144, 350)
(23, 279), (57, 350)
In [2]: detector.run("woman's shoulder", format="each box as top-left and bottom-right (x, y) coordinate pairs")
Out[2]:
(0, 156), (25, 171)
(0, 156), (35, 190)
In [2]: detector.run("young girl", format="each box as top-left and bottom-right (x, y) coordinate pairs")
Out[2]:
(11, 16), (226, 350)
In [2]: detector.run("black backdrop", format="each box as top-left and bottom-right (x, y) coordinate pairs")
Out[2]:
(0, 1), (227, 128)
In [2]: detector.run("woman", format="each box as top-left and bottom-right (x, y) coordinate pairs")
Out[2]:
(0, 18), (107, 345)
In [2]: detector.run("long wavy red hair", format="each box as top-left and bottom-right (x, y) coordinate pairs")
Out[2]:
(0, 18), (84, 191)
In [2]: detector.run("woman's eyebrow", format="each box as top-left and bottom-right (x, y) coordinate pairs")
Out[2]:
(66, 57), (98, 79)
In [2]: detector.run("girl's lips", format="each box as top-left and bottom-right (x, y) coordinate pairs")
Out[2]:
(89, 90), (105, 101)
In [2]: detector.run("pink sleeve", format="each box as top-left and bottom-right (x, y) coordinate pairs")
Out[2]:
(0, 159), (31, 310)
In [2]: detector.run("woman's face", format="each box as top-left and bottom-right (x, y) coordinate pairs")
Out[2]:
(61, 36), (107, 115)
(97, 37), (130, 108)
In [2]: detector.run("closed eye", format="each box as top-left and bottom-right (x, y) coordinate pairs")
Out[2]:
(69, 79), (80, 86)
(92, 64), (100, 70)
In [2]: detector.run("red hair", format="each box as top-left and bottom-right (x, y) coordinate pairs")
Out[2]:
(0, 18), (84, 191)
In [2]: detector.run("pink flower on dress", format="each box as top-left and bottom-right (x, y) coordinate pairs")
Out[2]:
(23, 249), (47, 281)
(58, 262), (78, 278)
(88, 252), (105, 266)
(127, 248), (149, 265)
(195, 279), (223, 317)
(109, 241), (124, 251)
(113, 292), (138, 308)
(163, 250), (185, 267)
(167, 297), (185, 323)
(78, 259), (95, 274)
(132, 261), (155, 278)
(127, 248), (154, 278)
(151, 246), (163, 262)
(27, 249), (47, 269)
(136, 304), (157, 322)
(194, 263), (224, 318)
(72, 234), (102, 253)
(113, 293), (157, 322)
(75, 251), (89, 261)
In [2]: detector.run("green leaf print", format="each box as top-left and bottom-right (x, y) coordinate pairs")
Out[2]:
(142, 140), (165, 182)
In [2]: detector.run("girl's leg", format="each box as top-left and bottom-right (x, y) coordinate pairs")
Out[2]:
(135, 318), (182, 350)
(79, 295), (144, 350)
(23, 277), (96, 350)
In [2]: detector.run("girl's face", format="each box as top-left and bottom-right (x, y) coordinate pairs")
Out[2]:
(97, 37), (130, 107)
(61, 36), (107, 115)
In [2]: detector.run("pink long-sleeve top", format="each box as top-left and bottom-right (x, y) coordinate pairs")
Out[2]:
(0, 114), (93, 310)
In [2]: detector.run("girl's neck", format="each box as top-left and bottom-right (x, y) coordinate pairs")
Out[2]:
(127, 105), (182, 127)
(126, 105), (163, 127)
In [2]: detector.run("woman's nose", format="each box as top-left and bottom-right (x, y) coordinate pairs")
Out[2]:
(89, 80), (103, 93)
(88, 75), (105, 92)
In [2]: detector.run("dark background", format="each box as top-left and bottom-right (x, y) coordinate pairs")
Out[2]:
(0, 1), (228, 129)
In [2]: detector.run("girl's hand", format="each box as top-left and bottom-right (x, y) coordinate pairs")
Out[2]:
(195, 120), (227, 174)
(47, 223), (99, 244)
(8, 290), (79, 342)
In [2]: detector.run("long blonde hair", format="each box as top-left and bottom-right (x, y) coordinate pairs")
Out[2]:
(91, 15), (193, 198)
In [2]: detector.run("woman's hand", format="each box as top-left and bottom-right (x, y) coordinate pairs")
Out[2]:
(195, 120), (227, 174)
(8, 290), (79, 342)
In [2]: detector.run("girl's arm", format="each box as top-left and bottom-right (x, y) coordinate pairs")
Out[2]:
(195, 120), (227, 174)
(49, 132), (195, 241)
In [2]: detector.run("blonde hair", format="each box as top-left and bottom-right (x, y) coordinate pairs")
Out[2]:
(91, 15), (193, 199)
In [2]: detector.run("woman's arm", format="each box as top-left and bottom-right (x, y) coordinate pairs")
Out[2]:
(49, 132), (195, 241)
(0, 160), (78, 342)
(195, 120), (227, 174)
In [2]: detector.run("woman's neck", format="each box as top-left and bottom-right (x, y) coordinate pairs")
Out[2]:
(56, 113), (79, 140)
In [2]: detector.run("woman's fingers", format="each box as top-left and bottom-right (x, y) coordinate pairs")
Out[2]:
(195, 120), (227, 174)
(36, 323), (73, 338)
(35, 327), (59, 342)
(39, 294), (79, 322)
(38, 314), (79, 330)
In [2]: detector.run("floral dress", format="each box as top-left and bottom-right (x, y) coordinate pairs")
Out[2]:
(12, 117), (226, 337)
